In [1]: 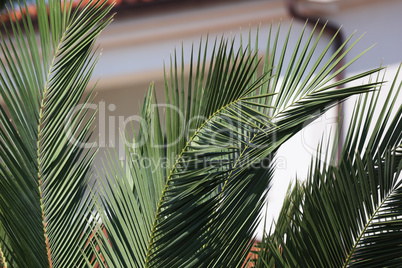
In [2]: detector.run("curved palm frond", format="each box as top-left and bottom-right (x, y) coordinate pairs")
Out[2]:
(259, 65), (402, 267)
(96, 22), (383, 267)
(0, 0), (113, 267)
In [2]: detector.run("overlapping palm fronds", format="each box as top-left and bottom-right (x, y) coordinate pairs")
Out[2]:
(0, 0), (113, 267)
(258, 66), (402, 267)
(94, 22), (384, 267)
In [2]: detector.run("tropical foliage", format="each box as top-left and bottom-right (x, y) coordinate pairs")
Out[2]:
(256, 66), (402, 267)
(0, 0), (400, 267)
(92, 22), (397, 268)
(0, 0), (113, 267)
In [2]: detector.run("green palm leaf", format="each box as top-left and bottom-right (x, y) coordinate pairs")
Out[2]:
(0, 0), (113, 267)
(96, 22), (383, 267)
(259, 66), (402, 267)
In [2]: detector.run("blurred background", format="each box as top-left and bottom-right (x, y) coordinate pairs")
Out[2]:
(2, 0), (402, 240)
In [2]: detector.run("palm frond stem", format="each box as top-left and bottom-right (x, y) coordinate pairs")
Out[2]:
(36, 23), (69, 268)
(143, 88), (267, 265)
(343, 185), (397, 268)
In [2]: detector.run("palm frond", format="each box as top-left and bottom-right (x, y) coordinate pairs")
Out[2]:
(259, 65), (402, 267)
(0, 222), (10, 267)
(0, 0), (113, 267)
(96, 22), (383, 267)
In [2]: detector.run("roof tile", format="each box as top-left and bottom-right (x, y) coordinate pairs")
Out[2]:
(1, 0), (161, 23)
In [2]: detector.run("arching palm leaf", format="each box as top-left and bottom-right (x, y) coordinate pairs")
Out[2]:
(259, 66), (402, 267)
(0, 0), (113, 267)
(95, 22), (383, 267)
